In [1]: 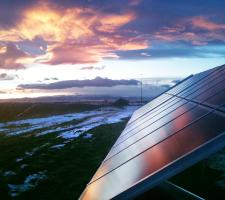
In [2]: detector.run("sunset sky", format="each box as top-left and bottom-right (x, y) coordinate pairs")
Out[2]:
(0, 0), (225, 98)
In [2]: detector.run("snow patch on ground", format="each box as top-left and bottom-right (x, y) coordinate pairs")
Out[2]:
(8, 171), (47, 197)
(50, 144), (66, 149)
(0, 108), (114, 136)
(59, 106), (138, 139)
(20, 164), (28, 169)
(83, 133), (93, 139)
(16, 143), (50, 162)
(0, 106), (138, 138)
(4, 171), (16, 177)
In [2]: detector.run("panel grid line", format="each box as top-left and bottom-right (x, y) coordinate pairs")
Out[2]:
(103, 85), (225, 167)
(88, 103), (225, 185)
(80, 65), (225, 200)
(116, 73), (225, 146)
(126, 66), (223, 127)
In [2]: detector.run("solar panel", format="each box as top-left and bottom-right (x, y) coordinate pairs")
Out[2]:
(80, 65), (225, 200)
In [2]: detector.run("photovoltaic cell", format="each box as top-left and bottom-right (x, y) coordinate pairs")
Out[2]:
(80, 65), (225, 200)
(115, 76), (225, 153)
(174, 68), (225, 99)
(127, 65), (220, 126)
(119, 97), (182, 136)
(91, 105), (209, 181)
(206, 90), (225, 111)
(115, 99), (186, 143)
(128, 94), (173, 124)
(105, 103), (203, 160)
(109, 100), (194, 154)
(172, 67), (225, 103)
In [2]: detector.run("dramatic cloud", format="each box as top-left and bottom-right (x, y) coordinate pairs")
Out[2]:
(0, 0), (148, 69)
(0, 0), (225, 69)
(17, 77), (140, 90)
(17, 37), (47, 56)
(153, 16), (225, 46)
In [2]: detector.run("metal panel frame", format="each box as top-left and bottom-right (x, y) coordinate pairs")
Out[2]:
(113, 131), (225, 199)
(80, 65), (225, 200)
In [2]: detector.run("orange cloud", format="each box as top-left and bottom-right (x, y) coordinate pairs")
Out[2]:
(191, 16), (225, 31)
(154, 16), (225, 45)
(0, 46), (7, 54)
(96, 13), (135, 33)
(18, 2), (95, 42)
(45, 44), (102, 65)
(100, 35), (148, 51)
(0, 1), (148, 68)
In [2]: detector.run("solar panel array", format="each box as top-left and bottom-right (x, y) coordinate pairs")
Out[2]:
(80, 65), (225, 200)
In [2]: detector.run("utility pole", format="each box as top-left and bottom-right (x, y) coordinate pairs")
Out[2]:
(140, 74), (143, 105)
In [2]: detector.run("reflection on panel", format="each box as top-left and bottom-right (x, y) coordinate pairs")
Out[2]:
(206, 89), (225, 111)
(81, 112), (225, 200)
(119, 97), (182, 137)
(109, 101), (195, 156)
(127, 65), (222, 126)
(176, 69), (225, 103)
(128, 94), (172, 124)
(177, 67), (225, 99)
(80, 65), (225, 200)
(196, 80), (225, 105)
(167, 66), (218, 95)
(93, 107), (207, 179)
(114, 98), (186, 147)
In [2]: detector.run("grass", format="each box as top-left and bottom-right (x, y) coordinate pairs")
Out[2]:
(0, 102), (98, 122)
(0, 117), (127, 200)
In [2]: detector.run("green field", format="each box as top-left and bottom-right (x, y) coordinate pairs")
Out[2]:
(0, 121), (126, 200)
(0, 102), (134, 199)
(0, 102), (98, 122)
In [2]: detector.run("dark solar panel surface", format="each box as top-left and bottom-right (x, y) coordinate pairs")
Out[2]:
(80, 65), (225, 200)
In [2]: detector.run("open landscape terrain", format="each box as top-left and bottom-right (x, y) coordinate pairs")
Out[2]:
(0, 102), (224, 200)
(0, 102), (138, 199)
(0, 0), (225, 199)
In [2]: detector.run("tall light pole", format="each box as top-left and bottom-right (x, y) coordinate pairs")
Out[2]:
(140, 74), (143, 105)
